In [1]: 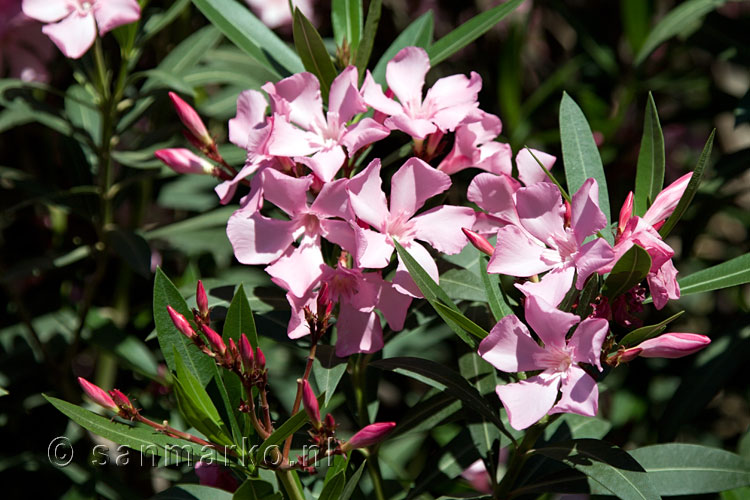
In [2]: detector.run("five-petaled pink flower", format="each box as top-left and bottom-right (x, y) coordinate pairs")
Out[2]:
(479, 295), (609, 430)
(23, 0), (140, 59)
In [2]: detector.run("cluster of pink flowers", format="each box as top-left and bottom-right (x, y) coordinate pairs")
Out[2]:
(157, 46), (711, 430)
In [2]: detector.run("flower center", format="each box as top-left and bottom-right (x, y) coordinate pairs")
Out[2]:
(328, 268), (361, 303)
(297, 213), (321, 235)
(548, 228), (578, 262)
(385, 212), (416, 242)
(534, 345), (573, 373)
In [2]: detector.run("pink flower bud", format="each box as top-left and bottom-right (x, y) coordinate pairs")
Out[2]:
(316, 282), (330, 313)
(168, 92), (213, 148)
(167, 306), (195, 339)
(109, 389), (134, 411)
(462, 228), (494, 257)
(196, 280), (209, 318)
(239, 333), (254, 372)
(256, 347), (266, 369)
(154, 148), (215, 175)
(608, 346), (643, 366)
(342, 422), (396, 451)
(78, 377), (117, 411)
(324, 413), (336, 430)
(201, 325), (227, 355)
(227, 338), (239, 367)
(563, 199), (572, 227)
(301, 380), (320, 428)
(619, 191), (634, 234)
(636, 332), (711, 359)
(643, 172), (691, 228)
(195, 462), (239, 493)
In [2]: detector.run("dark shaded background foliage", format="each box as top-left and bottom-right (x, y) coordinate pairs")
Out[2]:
(1, 0), (749, 498)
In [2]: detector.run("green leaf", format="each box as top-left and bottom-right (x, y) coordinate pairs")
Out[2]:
(340, 461), (366, 500)
(534, 439), (659, 500)
(173, 353), (232, 446)
(106, 228), (152, 278)
(440, 268), (486, 302)
(318, 470), (346, 500)
(408, 428), (481, 498)
(293, 8), (338, 101)
(602, 244), (651, 299)
(635, 0), (728, 66)
(427, 0), (523, 66)
(141, 0), (191, 42)
(223, 284), (259, 347)
(191, 0), (303, 77)
(371, 357), (509, 438)
(628, 444), (750, 495)
(371, 11), (433, 85)
(634, 93), (665, 215)
(393, 241), (477, 349)
(313, 345), (348, 406)
(154, 484), (235, 500)
(45, 395), (223, 463)
(332, 0), (363, 52)
(618, 310), (684, 347)
(392, 392), (461, 437)
(659, 130), (715, 237)
(233, 478), (281, 500)
(559, 92), (612, 236)
(543, 414), (612, 442)
(479, 256), (513, 321)
(153, 268), (215, 385)
(354, 0), (381, 82)
(678, 252), (750, 296)
(459, 353), (501, 457)
(432, 302), (488, 340)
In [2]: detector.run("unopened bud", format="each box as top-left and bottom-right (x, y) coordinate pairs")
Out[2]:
(227, 338), (239, 368)
(563, 200), (572, 228)
(109, 389), (134, 411)
(239, 333), (254, 372)
(462, 228), (494, 257)
(324, 413), (336, 430)
(168, 92), (213, 148)
(619, 191), (634, 235)
(196, 280), (209, 318)
(301, 380), (321, 428)
(167, 306), (196, 339)
(201, 325), (227, 356)
(607, 346), (642, 366)
(78, 377), (117, 411)
(636, 333), (710, 359)
(155, 148), (215, 175)
(341, 422), (396, 452)
(317, 283), (330, 314)
(256, 347), (266, 369)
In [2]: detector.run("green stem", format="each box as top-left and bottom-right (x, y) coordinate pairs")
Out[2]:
(276, 469), (305, 500)
(352, 356), (387, 500)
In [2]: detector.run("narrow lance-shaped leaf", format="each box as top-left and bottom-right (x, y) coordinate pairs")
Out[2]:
(602, 244), (652, 299)
(293, 8), (338, 101)
(332, 0), (363, 53)
(618, 310), (684, 347)
(659, 130), (715, 237)
(559, 92), (612, 239)
(634, 92), (665, 215)
(371, 11), (433, 85)
(223, 284), (258, 347)
(427, 0), (524, 66)
(678, 252), (750, 296)
(479, 256), (513, 321)
(432, 301), (488, 340)
(354, 0), (382, 83)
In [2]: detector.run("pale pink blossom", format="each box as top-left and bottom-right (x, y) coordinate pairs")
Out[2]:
(23, 0), (140, 59)
(488, 179), (614, 306)
(361, 46), (481, 139)
(346, 157), (476, 297)
(479, 295), (609, 430)
(1, 0), (54, 82)
(437, 110), (512, 175)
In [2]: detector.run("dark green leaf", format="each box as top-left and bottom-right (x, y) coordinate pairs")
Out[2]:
(659, 130), (715, 237)
(678, 252), (750, 296)
(392, 392), (462, 437)
(153, 268), (215, 385)
(534, 439), (659, 500)
(628, 444), (750, 495)
(318, 470), (346, 500)
(371, 11), (433, 84)
(313, 345), (347, 406)
(459, 353), (501, 457)
(340, 461), (366, 500)
(432, 301), (488, 340)
(141, 0), (191, 42)
(191, 0), (303, 77)
(440, 268), (486, 302)
(479, 256), (513, 321)
(332, 0), (363, 52)
(559, 92), (612, 236)
(233, 478), (281, 500)
(154, 484), (234, 499)
(223, 284), (259, 347)
(543, 414), (612, 442)
(106, 228), (152, 278)
(634, 93), (665, 215)
(354, 0), (382, 82)
(618, 310), (684, 347)
(293, 8), (338, 101)
(408, 428), (481, 499)
(255, 393), (332, 460)
(602, 244), (651, 299)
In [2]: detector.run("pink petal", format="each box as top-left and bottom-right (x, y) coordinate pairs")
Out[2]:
(643, 172), (691, 226)
(467, 173), (519, 221)
(335, 307), (383, 356)
(375, 277), (412, 331)
(227, 210), (294, 265)
(393, 241), (438, 298)
(265, 242), (325, 297)
(487, 225), (552, 277)
(353, 226), (393, 269)
(573, 237), (614, 289)
(515, 266), (575, 307)
(524, 294), (580, 350)
(310, 177), (351, 219)
(496, 372), (562, 430)
(328, 65), (367, 124)
(42, 12), (96, 59)
(260, 169), (311, 216)
(266, 117), (320, 157)
(412, 205), (476, 254)
(571, 178), (608, 245)
(320, 220), (357, 254)
(516, 148), (556, 186)
(549, 365), (598, 417)
(264, 72), (324, 129)
(23, 0), (71, 23)
(215, 162), (261, 205)
(425, 72), (482, 132)
(286, 291), (314, 339)
(93, 0), (140, 35)
(386, 46), (429, 115)
(229, 90), (268, 149)
(361, 71), (403, 116)
(384, 114), (437, 139)
(647, 259), (680, 310)
(515, 182), (566, 243)
(347, 159), (389, 230)
(306, 146), (346, 182)
(341, 117), (390, 156)
(473, 212), (509, 235)
(475, 141), (513, 176)
(478, 315), (547, 372)
(390, 157), (451, 220)
(568, 318), (609, 370)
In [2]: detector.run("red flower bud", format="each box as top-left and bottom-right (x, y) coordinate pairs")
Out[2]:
(342, 422), (396, 452)
(196, 280), (209, 318)
(109, 389), (134, 411)
(324, 413), (336, 430)
(462, 228), (494, 257)
(201, 325), (227, 355)
(301, 380), (321, 428)
(239, 333), (254, 372)
(154, 148), (214, 175)
(618, 191), (634, 235)
(256, 347), (266, 369)
(167, 306), (195, 339)
(168, 92), (213, 148)
(78, 377), (117, 411)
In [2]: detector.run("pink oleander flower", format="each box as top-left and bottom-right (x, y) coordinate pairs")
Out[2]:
(264, 66), (390, 182)
(488, 178), (614, 306)
(154, 148), (215, 175)
(78, 377), (117, 411)
(436, 110), (512, 175)
(479, 295), (609, 430)
(362, 46), (481, 140)
(195, 462), (239, 492)
(461, 459), (492, 494)
(607, 173), (691, 309)
(244, 0), (314, 29)
(23, 0), (140, 59)
(1, 0), (54, 82)
(623, 332), (710, 360)
(346, 157), (476, 297)
(341, 422), (396, 451)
